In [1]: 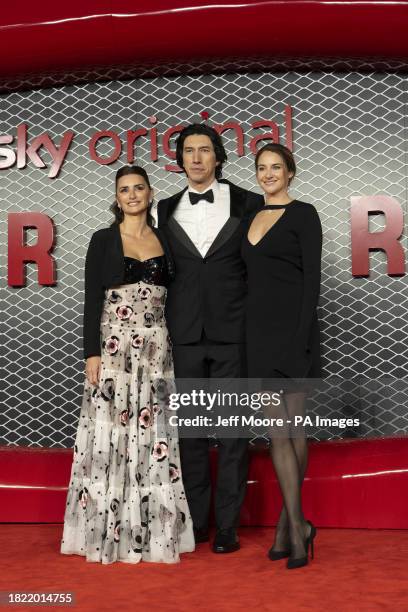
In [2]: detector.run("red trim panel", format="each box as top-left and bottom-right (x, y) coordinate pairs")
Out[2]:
(1, 438), (407, 527)
(1, 1), (408, 84)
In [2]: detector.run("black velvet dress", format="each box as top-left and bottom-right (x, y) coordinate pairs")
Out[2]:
(241, 201), (322, 381)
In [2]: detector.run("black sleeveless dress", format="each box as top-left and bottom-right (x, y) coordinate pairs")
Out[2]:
(241, 201), (322, 380)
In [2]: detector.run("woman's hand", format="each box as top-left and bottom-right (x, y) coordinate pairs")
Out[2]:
(85, 356), (101, 386)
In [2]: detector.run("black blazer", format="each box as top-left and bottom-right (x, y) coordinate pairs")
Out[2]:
(158, 179), (263, 344)
(83, 223), (174, 359)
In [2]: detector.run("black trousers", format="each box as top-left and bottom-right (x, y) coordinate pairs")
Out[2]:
(172, 338), (248, 531)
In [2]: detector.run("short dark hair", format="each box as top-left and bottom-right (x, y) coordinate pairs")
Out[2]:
(255, 143), (296, 185)
(175, 123), (227, 180)
(110, 165), (154, 226)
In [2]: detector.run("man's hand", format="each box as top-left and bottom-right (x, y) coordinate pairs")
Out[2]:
(85, 356), (101, 386)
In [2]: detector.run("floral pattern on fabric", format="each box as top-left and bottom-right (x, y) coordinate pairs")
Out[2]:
(61, 277), (194, 564)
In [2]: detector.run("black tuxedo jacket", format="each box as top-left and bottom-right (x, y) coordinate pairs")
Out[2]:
(158, 179), (263, 344)
(83, 223), (174, 359)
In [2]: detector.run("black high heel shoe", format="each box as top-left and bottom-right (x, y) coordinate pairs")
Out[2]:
(268, 546), (291, 561)
(286, 520), (316, 570)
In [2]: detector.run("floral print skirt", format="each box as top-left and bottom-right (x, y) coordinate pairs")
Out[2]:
(61, 281), (195, 564)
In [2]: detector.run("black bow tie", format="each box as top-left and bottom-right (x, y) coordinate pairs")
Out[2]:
(189, 189), (214, 205)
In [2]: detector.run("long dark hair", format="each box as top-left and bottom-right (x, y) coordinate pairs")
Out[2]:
(175, 123), (227, 180)
(109, 165), (155, 226)
(255, 143), (296, 186)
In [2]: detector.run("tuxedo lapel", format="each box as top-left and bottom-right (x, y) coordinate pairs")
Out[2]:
(226, 181), (247, 218)
(205, 217), (241, 258)
(160, 187), (188, 223)
(161, 181), (249, 259)
(167, 217), (202, 258)
(160, 186), (203, 258)
(203, 180), (246, 258)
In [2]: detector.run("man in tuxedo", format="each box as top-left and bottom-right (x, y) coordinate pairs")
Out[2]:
(157, 123), (263, 553)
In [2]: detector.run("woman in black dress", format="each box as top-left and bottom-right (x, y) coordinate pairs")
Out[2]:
(242, 144), (322, 569)
(61, 166), (194, 564)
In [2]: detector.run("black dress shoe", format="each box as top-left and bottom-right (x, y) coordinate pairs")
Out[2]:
(194, 527), (209, 543)
(287, 520), (317, 570)
(212, 528), (240, 553)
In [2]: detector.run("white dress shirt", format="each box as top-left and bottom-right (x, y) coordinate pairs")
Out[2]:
(151, 180), (230, 257)
(174, 180), (230, 257)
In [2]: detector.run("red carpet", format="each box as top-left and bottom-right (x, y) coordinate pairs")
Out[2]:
(0, 525), (407, 611)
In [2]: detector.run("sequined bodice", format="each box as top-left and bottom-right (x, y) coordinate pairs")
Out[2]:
(123, 255), (169, 287)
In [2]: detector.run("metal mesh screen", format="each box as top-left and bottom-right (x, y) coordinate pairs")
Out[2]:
(1, 71), (407, 447)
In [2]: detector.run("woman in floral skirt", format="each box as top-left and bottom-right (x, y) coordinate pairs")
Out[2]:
(61, 166), (194, 564)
